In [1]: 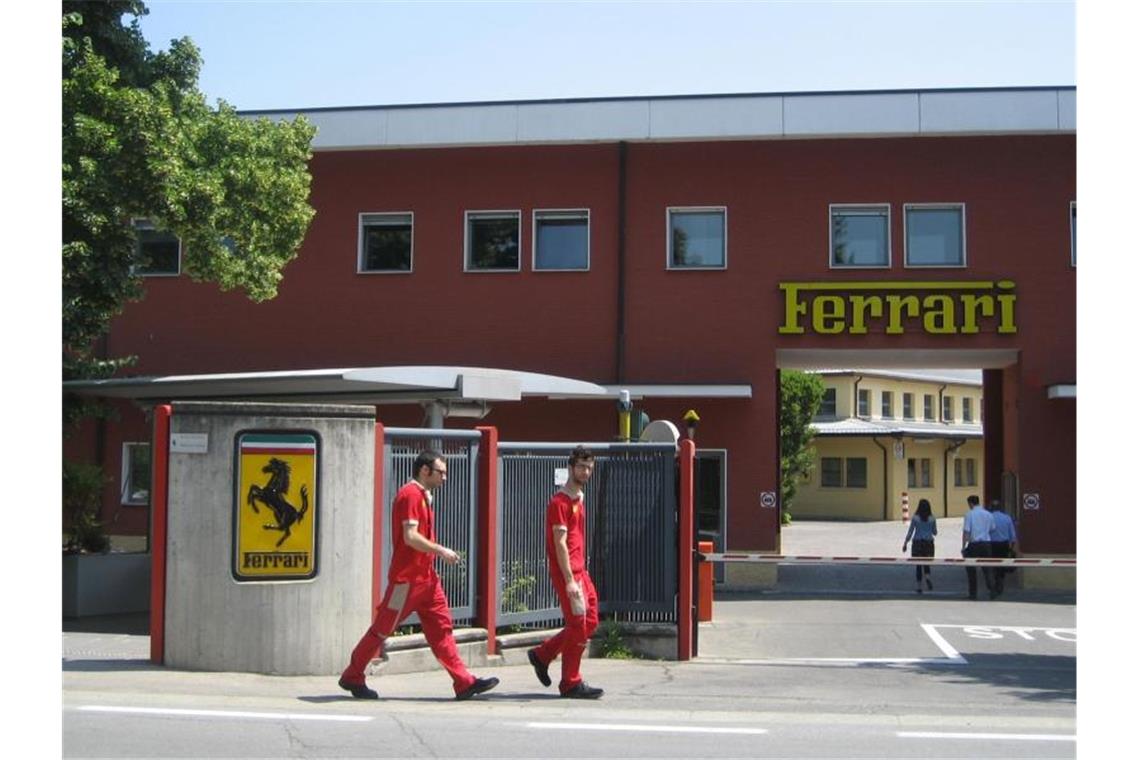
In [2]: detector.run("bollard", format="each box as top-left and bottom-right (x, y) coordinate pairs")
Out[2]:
(901, 491), (910, 522)
(697, 541), (714, 622)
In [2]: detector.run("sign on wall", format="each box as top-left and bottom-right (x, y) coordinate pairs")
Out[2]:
(778, 280), (1017, 336)
(233, 431), (320, 582)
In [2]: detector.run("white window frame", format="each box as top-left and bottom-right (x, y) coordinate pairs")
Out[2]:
(819, 387), (837, 417)
(962, 396), (973, 423)
(943, 395), (954, 423)
(903, 203), (967, 268)
(923, 394), (935, 421)
(120, 442), (150, 505)
(357, 211), (414, 274)
(131, 218), (181, 277)
(903, 392), (914, 420)
(532, 208), (590, 272)
(1070, 201), (1076, 268)
(857, 388), (870, 418)
(881, 390), (894, 419)
(464, 210), (522, 273)
(666, 206), (728, 271)
(828, 203), (891, 269)
(820, 457), (843, 488)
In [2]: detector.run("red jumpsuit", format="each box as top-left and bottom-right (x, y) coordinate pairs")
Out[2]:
(531, 489), (599, 694)
(341, 480), (477, 695)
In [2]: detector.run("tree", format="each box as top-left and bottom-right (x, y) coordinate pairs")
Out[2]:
(779, 370), (825, 524)
(62, 1), (316, 383)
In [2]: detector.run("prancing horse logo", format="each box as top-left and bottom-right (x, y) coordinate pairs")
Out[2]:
(246, 457), (310, 547)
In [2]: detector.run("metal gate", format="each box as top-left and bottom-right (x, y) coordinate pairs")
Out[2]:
(382, 428), (480, 626)
(497, 442), (678, 629)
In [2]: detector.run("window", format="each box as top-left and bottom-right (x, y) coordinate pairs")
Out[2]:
(903, 393), (914, 420)
(830, 204), (890, 267)
(954, 457), (978, 487)
(904, 204), (965, 267)
(121, 442), (151, 505)
(923, 394), (935, 421)
(359, 212), (413, 272)
(907, 457), (932, 488)
(881, 391), (894, 419)
(846, 458), (868, 488)
(133, 219), (180, 276)
(668, 207), (726, 269)
(821, 457), (843, 488)
(857, 389), (870, 418)
(943, 395), (954, 423)
(1070, 201), (1076, 267)
(534, 209), (589, 270)
(819, 388), (837, 417)
(465, 211), (520, 271)
(962, 397), (973, 423)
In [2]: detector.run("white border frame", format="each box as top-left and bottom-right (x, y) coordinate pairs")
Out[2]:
(464, 210), (522, 273)
(880, 389), (894, 420)
(131, 218), (182, 277)
(942, 394), (954, 423)
(1069, 200), (1076, 268)
(902, 392), (914, 420)
(666, 206), (728, 270)
(532, 208), (590, 272)
(828, 203), (892, 269)
(120, 441), (149, 505)
(903, 203), (967, 268)
(357, 211), (414, 274)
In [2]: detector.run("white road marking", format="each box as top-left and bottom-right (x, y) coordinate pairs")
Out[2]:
(519, 721), (767, 735)
(698, 656), (963, 667)
(920, 623), (970, 663)
(76, 705), (373, 722)
(898, 731), (1075, 742)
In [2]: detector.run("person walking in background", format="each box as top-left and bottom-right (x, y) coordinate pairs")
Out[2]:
(988, 499), (1018, 598)
(527, 446), (604, 699)
(962, 494), (996, 600)
(902, 498), (937, 593)
(339, 449), (499, 701)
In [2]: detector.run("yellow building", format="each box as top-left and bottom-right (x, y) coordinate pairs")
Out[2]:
(793, 369), (984, 521)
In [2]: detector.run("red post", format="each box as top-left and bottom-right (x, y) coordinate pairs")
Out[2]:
(149, 404), (171, 665)
(697, 540), (714, 622)
(678, 439), (696, 660)
(475, 426), (499, 655)
(372, 421), (386, 612)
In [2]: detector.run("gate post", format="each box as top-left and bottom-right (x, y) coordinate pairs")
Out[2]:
(678, 439), (696, 660)
(149, 404), (172, 665)
(475, 426), (499, 655)
(371, 421), (386, 612)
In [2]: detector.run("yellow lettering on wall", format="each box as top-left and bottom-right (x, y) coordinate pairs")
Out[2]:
(997, 280), (1017, 334)
(922, 294), (957, 334)
(779, 283), (807, 334)
(959, 293), (995, 334)
(885, 294), (920, 334)
(813, 295), (846, 334)
(848, 295), (883, 335)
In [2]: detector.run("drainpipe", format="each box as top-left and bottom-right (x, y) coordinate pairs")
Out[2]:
(937, 383), (948, 422)
(615, 141), (628, 383)
(853, 374), (864, 417)
(872, 437), (889, 520)
(942, 437), (967, 517)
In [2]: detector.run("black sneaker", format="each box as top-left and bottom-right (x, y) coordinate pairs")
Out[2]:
(561, 682), (604, 699)
(338, 677), (378, 700)
(456, 676), (499, 701)
(527, 648), (551, 687)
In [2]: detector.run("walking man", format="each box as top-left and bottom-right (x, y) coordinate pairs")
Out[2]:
(988, 499), (1018, 597)
(962, 494), (995, 600)
(339, 449), (499, 700)
(527, 446), (604, 699)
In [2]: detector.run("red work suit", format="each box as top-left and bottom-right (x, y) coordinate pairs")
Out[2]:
(532, 489), (600, 694)
(341, 480), (476, 695)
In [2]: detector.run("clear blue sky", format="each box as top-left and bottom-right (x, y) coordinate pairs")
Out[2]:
(137, 0), (1075, 111)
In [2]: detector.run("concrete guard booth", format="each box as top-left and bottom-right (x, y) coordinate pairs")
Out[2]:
(158, 402), (375, 675)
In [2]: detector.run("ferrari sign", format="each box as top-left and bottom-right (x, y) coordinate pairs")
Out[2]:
(233, 431), (320, 582)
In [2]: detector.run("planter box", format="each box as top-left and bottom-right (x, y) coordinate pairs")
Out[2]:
(62, 552), (151, 618)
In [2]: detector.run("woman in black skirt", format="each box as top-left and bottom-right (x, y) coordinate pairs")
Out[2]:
(902, 498), (937, 592)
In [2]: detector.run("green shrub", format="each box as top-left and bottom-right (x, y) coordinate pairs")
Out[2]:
(596, 619), (635, 660)
(63, 460), (110, 554)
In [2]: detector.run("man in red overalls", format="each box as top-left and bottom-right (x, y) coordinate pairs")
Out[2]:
(339, 449), (499, 700)
(527, 446), (604, 699)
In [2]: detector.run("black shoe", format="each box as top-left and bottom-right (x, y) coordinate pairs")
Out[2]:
(925, 577), (933, 591)
(456, 676), (499, 701)
(527, 648), (551, 687)
(338, 677), (378, 700)
(561, 682), (604, 699)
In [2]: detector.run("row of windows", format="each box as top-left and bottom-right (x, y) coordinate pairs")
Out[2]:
(818, 455), (978, 489)
(822, 388), (980, 424)
(133, 201), (1077, 277)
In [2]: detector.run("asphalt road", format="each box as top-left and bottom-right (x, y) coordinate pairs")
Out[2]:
(62, 520), (1077, 758)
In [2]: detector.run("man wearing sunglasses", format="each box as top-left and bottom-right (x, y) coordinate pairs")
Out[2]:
(339, 449), (499, 701)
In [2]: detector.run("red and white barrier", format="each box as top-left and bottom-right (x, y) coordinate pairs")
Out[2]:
(698, 553), (1075, 568)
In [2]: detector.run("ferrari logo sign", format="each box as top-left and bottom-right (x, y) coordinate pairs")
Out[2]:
(233, 431), (320, 581)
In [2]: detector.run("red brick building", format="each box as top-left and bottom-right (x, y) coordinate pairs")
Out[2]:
(65, 87), (1076, 577)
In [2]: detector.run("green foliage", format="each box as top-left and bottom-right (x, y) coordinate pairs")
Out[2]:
(596, 619), (635, 660)
(500, 561), (537, 614)
(779, 370), (825, 517)
(63, 460), (111, 553)
(62, 1), (316, 382)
